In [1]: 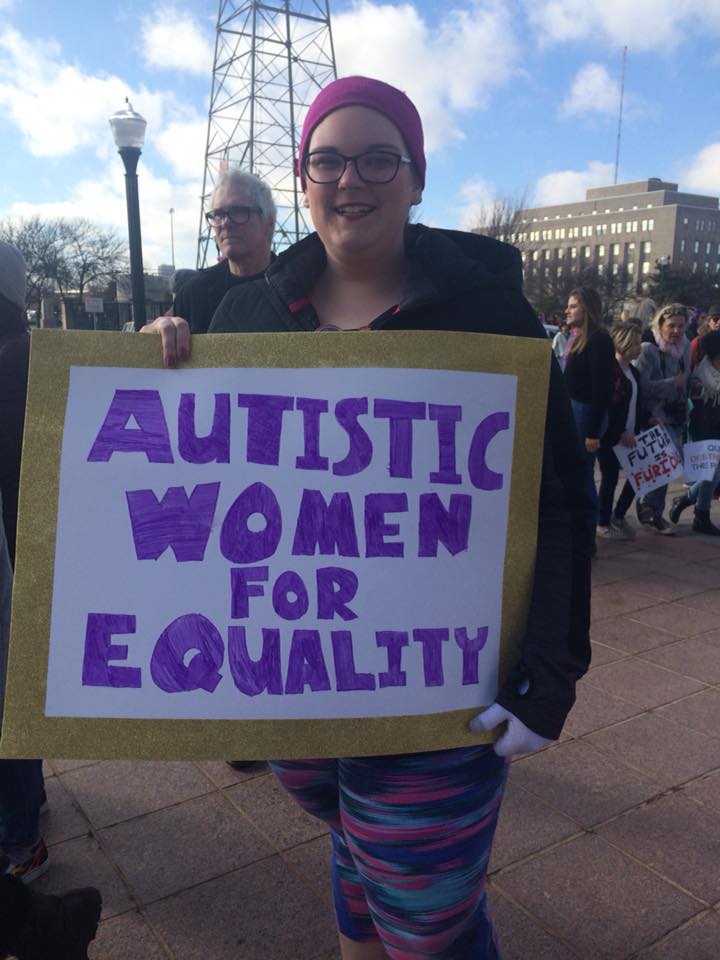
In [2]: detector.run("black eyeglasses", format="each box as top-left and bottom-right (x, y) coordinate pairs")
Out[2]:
(205, 205), (262, 226)
(303, 150), (412, 184)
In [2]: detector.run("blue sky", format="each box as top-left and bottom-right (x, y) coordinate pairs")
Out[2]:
(1, 0), (719, 272)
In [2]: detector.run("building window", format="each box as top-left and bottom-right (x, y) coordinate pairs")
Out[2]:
(570, 247), (577, 260)
(642, 241), (652, 256)
(556, 266), (563, 277)
(612, 243), (620, 256)
(694, 240), (700, 254)
(707, 242), (712, 255)
(532, 250), (539, 261)
(558, 247), (565, 258)
(683, 217), (689, 226)
(544, 248), (551, 260)
(583, 245), (591, 258)
(627, 262), (635, 275)
(693, 262), (698, 273)
(642, 261), (650, 275)
(596, 223), (607, 236)
(705, 262), (711, 273)
(612, 263), (619, 275)
(598, 244), (605, 258)
(697, 219), (705, 231)
(680, 239), (686, 252)
(648, 219), (654, 230)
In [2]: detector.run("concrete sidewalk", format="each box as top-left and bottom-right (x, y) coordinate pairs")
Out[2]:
(34, 504), (720, 960)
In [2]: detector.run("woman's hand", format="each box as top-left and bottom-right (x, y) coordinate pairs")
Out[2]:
(620, 431), (636, 448)
(675, 370), (688, 391)
(140, 315), (190, 368)
(469, 703), (553, 757)
(585, 437), (600, 453)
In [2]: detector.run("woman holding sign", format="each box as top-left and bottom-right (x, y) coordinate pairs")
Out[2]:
(144, 76), (591, 960)
(633, 304), (690, 534)
(669, 329), (720, 535)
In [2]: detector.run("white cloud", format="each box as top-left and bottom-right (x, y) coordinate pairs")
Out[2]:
(455, 178), (499, 230)
(683, 142), (720, 195)
(533, 161), (615, 205)
(525, 0), (720, 51)
(0, 27), (166, 159)
(332, 1), (521, 151)
(154, 118), (209, 181)
(141, 6), (214, 75)
(560, 63), (619, 118)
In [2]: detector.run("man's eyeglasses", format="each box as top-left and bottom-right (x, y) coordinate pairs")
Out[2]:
(303, 150), (412, 184)
(205, 205), (262, 226)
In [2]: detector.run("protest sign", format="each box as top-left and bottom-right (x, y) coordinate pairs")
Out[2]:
(683, 440), (720, 484)
(1, 329), (549, 760)
(613, 423), (684, 496)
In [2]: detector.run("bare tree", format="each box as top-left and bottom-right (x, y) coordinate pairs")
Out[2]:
(0, 216), (128, 314)
(469, 192), (532, 249)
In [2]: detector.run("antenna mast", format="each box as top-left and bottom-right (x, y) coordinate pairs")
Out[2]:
(197, 1), (337, 266)
(613, 45), (627, 185)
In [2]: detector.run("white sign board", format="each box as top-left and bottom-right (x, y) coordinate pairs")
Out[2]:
(613, 423), (684, 496)
(84, 297), (104, 314)
(683, 439), (720, 484)
(46, 365), (515, 722)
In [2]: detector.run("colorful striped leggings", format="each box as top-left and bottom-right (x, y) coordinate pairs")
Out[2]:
(270, 746), (508, 959)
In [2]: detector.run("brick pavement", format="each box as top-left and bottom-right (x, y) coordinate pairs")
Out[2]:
(32, 496), (720, 960)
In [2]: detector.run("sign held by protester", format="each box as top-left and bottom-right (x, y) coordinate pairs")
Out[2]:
(0, 330), (549, 760)
(613, 423), (684, 496)
(683, 440), (720, 484)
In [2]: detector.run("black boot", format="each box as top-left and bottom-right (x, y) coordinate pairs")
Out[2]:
(669, 493), (692, 524)
(692, 510), (720, 536)
(0, 874), (101, 960)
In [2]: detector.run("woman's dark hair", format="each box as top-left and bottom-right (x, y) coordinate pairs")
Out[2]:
(700, 329), (720, 362)
(568, 285), (603, 354)
(0, 290), (28, 338)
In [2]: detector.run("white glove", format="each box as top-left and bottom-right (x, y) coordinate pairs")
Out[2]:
(469, 702), (553, 757)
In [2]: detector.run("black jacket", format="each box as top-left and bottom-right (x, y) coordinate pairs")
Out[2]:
(563, 328), (616, 439)
(210, 226), (593, 739)
(602, 363), (646, 448)
(0, 331), (29, 565)
(173, 260), (265, 334)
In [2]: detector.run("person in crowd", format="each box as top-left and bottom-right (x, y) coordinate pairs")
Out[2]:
(596, 322), (645, 539)
(162, 170), (276, 336)
(669, 329), (720, 535)
(690, 303), (720, 369)
(143, 74), (592, 960)
(0, 242), (48, 883)
(551, 319), (570, 364)
(633, 303), (690, 534)
(563, 286), (616, 546)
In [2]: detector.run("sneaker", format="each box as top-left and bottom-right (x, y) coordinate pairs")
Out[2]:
(2, 839), (49, 885)
(635, 501), (654, 528)
(598, 524), (630, 540)
(650, 516), (675, 536)
(611, 516), (636, 538)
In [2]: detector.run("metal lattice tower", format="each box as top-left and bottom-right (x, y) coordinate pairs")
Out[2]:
(197, 1), (337, 266)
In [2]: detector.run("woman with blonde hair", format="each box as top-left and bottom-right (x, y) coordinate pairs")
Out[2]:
(633, 303), (690, 533)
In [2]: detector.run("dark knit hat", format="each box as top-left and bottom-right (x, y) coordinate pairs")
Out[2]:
(706, 304), (720, 319)
(295, 75), (426, 188)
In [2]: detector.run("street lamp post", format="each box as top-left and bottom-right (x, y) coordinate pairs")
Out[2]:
(109, 99), (147, 331)
(169, 208), (176, 268)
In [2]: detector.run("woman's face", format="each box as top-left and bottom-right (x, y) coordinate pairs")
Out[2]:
(303, 105), (422, 264)
(623, 336), (642, 362)
(660, 315), (686, 344)
(566, 295), (584, 329)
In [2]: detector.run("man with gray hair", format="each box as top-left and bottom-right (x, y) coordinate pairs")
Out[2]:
(163, 169), (276, 335)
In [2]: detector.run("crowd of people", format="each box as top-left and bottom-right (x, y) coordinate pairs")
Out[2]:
(558, 288), (720, 547)
(0, 73), (716, 959)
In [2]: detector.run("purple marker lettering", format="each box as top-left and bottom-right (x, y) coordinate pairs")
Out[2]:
(230, 566), (269, 619)
(316, 567), (358, 620)
(88, 390), (173, 462)
(82, 613), (141, 688)
(295, 397), (329, 471)
(373, 399), (426, 478)
(413, 628), (449, 686)
(454, 627), (489, 685)
(376, 631), (408, 688)
(365, 493), (407, 557)
(285, 630), (332, 694)
(236, 394), (294, 465)
(331, 632), (375, 691)
(220, 482), (282, 564)
(291, 489), (360, 557)
(429, 404), (462, 484)
(126, 482), (220, 562)
(228, 627), (283, 695)
(418, 493), (472, 557)
(333, 398), (372, 476)
(178, 393), (230, 464)
(272, 570), (310, 620)
(468, 412), (510, 490)
(150, 614), (223, 693)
